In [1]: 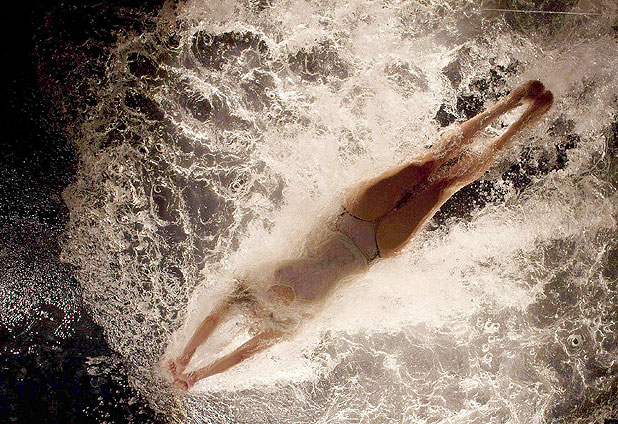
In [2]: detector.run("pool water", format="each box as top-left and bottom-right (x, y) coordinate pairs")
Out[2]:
(14, 0), (618, 422)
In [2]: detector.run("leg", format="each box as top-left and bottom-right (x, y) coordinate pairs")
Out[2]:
(345, 80), (546, 221)
(486, 90), (553, 157)
(433, 80), (546, 159)
(375, 88), (553, 257)
(173, 329), (285, 390)
(459, 80), (545, 141)
(453, 89), (554, 186)
(166, 297), (232, 378)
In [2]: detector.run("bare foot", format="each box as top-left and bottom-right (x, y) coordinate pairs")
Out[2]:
(173, 373), (196, 391)
(524, 80), (545, 100)
(517, 89), (553, 127)
(507, 80), (545, 107)
(527, 89), (553, 123)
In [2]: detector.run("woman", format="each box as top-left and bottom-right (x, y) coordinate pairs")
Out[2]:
(165, 80), (553, 390)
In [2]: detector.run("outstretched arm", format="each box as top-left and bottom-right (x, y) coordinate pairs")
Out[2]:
(176, 329), (285, 389)
(166, 296), (232, 380)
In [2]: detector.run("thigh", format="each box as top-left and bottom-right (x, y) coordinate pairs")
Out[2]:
(345, 159), (437, 221)
(375, 178), (453, 257)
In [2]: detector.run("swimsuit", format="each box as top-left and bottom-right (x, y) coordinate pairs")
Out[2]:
(270, 209), (379, 303)
(336, 209), (380, 262)
(233, 209), (380, 332)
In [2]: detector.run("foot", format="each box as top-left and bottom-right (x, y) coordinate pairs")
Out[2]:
(526, 89), (553, 123)
(489, 88), (553, 154)
(501, 83), (553, 129)
(508, 88), (553, 134)
(173, 372), (196, 391)
(506, 80), (545, 107)
(523, 80), (545, 100)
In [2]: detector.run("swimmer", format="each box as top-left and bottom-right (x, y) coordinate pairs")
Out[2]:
(165, 80), (553, 390)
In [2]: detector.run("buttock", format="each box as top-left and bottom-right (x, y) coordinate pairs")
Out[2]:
(336, 210), (380, 262)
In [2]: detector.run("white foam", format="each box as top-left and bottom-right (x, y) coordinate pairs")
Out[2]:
(60, 0), (618, 421)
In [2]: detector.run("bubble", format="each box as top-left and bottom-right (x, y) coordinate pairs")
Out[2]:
(567, 334), (583, 348)
(484, 321), (500, 334)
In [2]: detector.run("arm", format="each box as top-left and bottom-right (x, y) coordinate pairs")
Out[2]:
(186, 329), (286, 382)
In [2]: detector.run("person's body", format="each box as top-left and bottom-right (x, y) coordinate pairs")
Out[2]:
(165, 80), (553, 390)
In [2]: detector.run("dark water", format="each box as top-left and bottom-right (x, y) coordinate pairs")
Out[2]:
(0, 1), (164, 422)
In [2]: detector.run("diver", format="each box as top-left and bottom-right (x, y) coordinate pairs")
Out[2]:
(165, 80), (553, 390)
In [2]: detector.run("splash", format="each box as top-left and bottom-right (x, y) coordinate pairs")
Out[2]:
(59, 0), (618, 421)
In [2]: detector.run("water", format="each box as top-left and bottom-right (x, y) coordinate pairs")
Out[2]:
(54, 0), (618, 422)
